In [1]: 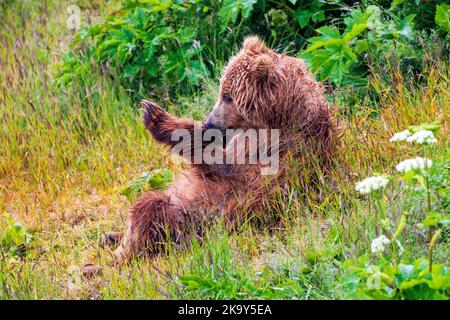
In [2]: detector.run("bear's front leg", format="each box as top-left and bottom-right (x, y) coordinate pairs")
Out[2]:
(141, 99), (236, 176)
(142, 100), (203, 148)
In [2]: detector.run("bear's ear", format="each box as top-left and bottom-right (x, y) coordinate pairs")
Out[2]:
(250, 54), (274, 82)
(243, 35), (267, 53)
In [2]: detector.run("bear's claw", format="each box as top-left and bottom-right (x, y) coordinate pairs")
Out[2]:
(141, 99), (156, 124)
(141, 99), (156, 110)
(141, 99), (167, 128)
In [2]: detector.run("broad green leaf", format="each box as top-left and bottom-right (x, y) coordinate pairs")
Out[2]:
(353, 39), (369, 54)
(343, 23), (368, 43)
(396, 264), (415, 283)
(435, 4), (450, 34)
(317, 26), (341, 39)
(423, 213), (446, 227)
(311, 10), (325, 23)
(218, 0), (258, 29)
(428, 265), (450, 290)
(399, 278), (428, 290)
(296, 10), (312, 28)
(344, 8), (369, 32)
(304, 38), (343, 53)
(329, 58), (346, 84)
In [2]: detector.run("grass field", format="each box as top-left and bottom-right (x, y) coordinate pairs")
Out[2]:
(0, 1), (448, 299)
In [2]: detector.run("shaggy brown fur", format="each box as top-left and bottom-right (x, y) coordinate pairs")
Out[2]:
(112, 36), (338, 262)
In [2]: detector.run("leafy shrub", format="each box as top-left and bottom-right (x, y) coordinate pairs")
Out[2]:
(58, 1), (213, 99)
(392, 0), (448, 32)
(121, 169), (172, 201)
(301, 5), (418, 86)
(0, 214), (33, 257)
(340, 257), (449, 299)
(435, 3), (450, 34)
(56, 1), (450, 106)
(55, 0), (350, 101)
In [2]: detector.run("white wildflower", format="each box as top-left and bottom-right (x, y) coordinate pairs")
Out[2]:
(395, 157), (433, 173)
(371, 235), (391, 254)
(192, 39), (201, 49)
(406, 130), (437, 145)
(389, 129), (411, 142)
(355, 176), (389, 194)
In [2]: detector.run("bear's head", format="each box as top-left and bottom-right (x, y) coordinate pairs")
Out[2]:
(205, 36), (290, 132)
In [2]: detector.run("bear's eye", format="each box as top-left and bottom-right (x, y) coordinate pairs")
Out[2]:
(223, 94), (233, 104)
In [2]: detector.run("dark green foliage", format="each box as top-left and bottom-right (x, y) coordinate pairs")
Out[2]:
(339, 257), (450, 299)
(56, 0), (449, 107)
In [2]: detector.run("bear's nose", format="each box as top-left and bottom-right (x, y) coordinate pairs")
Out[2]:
(204, 118), (214, 129)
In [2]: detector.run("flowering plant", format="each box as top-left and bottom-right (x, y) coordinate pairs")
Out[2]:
(355, 176), (390, 195)
(338, 121), (449, 299)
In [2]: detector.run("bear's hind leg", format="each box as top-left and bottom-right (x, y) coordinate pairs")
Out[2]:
(114, 191), (195, 263)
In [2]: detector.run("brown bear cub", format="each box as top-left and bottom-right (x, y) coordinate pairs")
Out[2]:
(109, 36), (338, 263)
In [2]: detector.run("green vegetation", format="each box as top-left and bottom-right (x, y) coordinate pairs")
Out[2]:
(121, 169), (172, 202)
(56, 0), (450, 102)
(0, 0), (448, 299)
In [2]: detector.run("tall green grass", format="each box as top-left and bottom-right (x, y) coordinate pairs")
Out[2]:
(0, 0), (448, 299)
